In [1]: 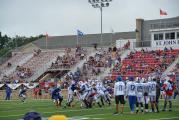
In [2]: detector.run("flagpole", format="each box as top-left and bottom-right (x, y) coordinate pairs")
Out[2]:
(159, 9), (162, 30)
(111, 28), (113, 46)
(77, 34), (79, 46)
(46, 34), (47, 49)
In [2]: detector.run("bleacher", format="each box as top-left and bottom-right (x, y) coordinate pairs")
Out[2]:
(0, 53), (33, 83)
(111, 49), (179, 80)
(49, 47), (88, 70)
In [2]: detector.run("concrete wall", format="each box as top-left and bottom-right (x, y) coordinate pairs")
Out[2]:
(33, 32), (136, 49)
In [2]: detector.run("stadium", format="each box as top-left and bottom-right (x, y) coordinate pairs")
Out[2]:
(0, 0), (179, 120)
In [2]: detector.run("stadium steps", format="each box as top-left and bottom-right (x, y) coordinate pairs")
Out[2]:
(162, 56), (179, 76)
(25, 51), (64, 82)
(120, 49), (131, 61)
(61, 49), (98, 81)
(98, 49), (131, 80)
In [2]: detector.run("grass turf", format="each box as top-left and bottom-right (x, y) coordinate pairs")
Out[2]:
(0, 99), (179, 120)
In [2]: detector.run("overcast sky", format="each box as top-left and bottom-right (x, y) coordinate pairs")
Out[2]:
(0, 0), (179, 37)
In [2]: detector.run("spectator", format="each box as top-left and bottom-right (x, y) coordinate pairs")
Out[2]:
(5, 85), (12, 100)
(7, 62), (12, 67)
(170, 47), (173, 51)
(164, 47), (168, 52)
(38, 88), (42, 99)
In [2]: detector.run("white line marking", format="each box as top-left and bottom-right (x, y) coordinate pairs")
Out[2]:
(0, 107), (113, 118)
(2, 108), (179, 119)
(149, 117), (179, 120)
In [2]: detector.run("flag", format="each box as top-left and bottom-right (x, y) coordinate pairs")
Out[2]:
(160, 9), (167, 16)
(77, 29), (84, 37)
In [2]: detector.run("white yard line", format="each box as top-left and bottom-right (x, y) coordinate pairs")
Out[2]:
(149, 117), (179, 120)
(1, 108), (179, 118)
(0, 107), (113, 118)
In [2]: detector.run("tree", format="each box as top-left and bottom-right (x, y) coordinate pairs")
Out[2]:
(0, 34), (9, 49)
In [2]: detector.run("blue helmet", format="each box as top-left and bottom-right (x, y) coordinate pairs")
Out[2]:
(129, 76), (134, 81)
(116, 76), (122, 82)
(23, 112), (41, 120)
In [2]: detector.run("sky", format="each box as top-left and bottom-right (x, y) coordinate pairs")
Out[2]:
(0, 0), (179, 37)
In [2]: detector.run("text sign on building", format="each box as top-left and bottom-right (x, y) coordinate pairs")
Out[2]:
(152, 39), (179, 47)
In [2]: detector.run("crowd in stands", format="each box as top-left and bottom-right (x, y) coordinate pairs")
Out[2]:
(0, 49), (43, 84)
(15, 66), (33, 79)
(60, 46), (122, 89)
(1, 65), (33, 84)
(33, 49), (41, 56)
(111, 47), (179, 80)
(0, 42), (178, 89)
(50, 47), (87, 69)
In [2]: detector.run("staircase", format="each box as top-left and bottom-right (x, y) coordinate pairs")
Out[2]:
(162, 56), (179, 76)
(24, 51), (64, 82)
(26, 56), (57, 82)
(98, 49), (131, 80)
(61, 49), (98, 80)
(120, 49), (131, 61)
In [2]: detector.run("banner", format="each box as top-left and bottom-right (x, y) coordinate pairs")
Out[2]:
(7, 83), (21, 90)
(0, 82), (57, 90)
(152, 39), (179, 47)
(23, 83), (39, 89)
(0, 84), (4, 88)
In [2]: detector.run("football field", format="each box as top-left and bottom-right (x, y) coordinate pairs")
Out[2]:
(0, 99), (179, 120)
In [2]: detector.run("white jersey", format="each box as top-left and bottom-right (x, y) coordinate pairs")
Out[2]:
(136, 82), (144, 97)
(126, 81), (136, 96)
(163, 81), (173, 91)
(80, 83), (90, 94)
(96, 83), (105, 95)
(114, 81), (125, 96)
(148, 81), (156, 96)
(67, 86), (74, 95)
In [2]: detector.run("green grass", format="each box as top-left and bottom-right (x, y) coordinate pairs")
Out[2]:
(0, 99), (179, 120)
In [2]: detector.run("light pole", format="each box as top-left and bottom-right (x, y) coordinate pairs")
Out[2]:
(88, 0), (113, 46)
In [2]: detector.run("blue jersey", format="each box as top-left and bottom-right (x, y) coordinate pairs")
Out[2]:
(70, 84), (77, 92)
(6, 86), (12, 94)
(52, 88), (62, 100)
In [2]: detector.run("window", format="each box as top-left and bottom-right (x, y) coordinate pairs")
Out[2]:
(154, 33), (163, 40)
(177, 32), (179, 39)
(154, 34), (158, 40)
(159, 34), (163, 40)
(165, 33), (170, 39)
(165, 32), (175, 40)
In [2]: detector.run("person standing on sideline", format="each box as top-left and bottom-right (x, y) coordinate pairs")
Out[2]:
(162, 78), (176, 111)
(148, 78), (158, 113)
(156, 78), (161, 112)
(113, 76), (125, 115)
(173, 77), (179, 99)
(126, 76), (137, 114)
(5, 85), (12, 100)
(135, 78), (144, 114)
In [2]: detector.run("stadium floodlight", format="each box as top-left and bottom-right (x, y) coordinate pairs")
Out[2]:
(88, 0), (113, 46)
